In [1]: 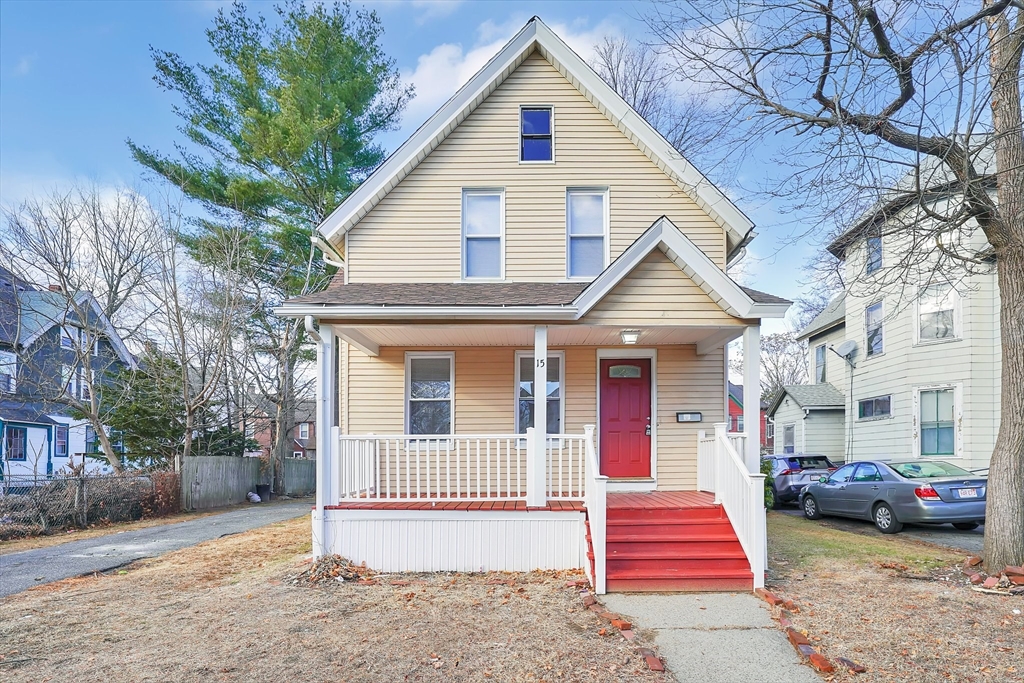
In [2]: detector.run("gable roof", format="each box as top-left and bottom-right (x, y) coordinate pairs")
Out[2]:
(767, 383), (845, 415)
(318, 17), (755, 260)
(796, 295), (846, 341)
(278, 217), (791, 320)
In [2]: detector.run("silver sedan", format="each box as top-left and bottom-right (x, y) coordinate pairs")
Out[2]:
(798, 460), (987, 534)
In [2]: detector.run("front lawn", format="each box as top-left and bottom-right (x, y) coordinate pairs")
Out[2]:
(0, 516), (669, 682)
(767, 511), (1023, 682)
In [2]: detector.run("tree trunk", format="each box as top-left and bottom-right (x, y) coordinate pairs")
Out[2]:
(272, 350), (295, 495)
(91, 418), (124, 473)
(982, 7), (1024, 572)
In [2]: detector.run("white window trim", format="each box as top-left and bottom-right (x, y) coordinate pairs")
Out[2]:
(461, 188), (505, 281)
(856, 394), (894, 422)
(814, 343), (827, 383)
(513, 350), (566, 434)
(292, 450), (304, 458)
(61, 326), (76, 349)
(565, 187), (611, 281)
(0, 350), (16, 393)
(913, 282), (962, 346)
(298, 422), (310, 440)
(404, 351), (455, 436)
(864, 299), (885, 359)
(865, 234), (883, 275)
(55, 425), (69, 457)
(781, 423), (796, 454)
(518, 104), (555, 165)
(913, 383), (963, 459)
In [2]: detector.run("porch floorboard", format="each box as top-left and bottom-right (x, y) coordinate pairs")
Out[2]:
(606, 490), (716, 510)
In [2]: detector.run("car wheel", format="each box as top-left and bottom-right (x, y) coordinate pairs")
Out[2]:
(802, 495), (822, 520)
(873, 502), (903, 534)
(768, 488), (781, 510)
(952, 522), (980, 531)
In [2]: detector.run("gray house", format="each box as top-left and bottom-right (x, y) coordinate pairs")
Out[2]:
(767, 384), (846, 463)
(0, 266), (135, 478)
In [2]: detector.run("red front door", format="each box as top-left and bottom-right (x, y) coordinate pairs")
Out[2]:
(599, 358), (652, 478)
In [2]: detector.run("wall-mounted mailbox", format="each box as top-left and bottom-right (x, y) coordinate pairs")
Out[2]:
(676, 412), (702, 423)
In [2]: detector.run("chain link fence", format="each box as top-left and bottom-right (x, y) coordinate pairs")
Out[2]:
(0, 471), (180, 540)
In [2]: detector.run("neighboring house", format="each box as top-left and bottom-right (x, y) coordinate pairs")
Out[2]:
(276, 19), (790, 593)
(787, 160), (1000, 471)
(243, 399), (316, 459)
(727, 382), (772, 451)
(0, 266), (135, 479)
(766, 384), (846, 463)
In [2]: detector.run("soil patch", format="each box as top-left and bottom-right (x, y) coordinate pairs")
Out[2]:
(0, 516), (671, 682)
(767, 512), (1024, 682)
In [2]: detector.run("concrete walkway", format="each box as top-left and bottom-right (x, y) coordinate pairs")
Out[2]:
(602, 593), (820, 683)
(0, 500), (311, 598)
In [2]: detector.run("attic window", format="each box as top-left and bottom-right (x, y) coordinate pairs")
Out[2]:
(520, 107), (552, 162)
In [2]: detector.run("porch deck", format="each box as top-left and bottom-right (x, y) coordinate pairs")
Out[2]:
(607, 490), (715, 510)
(325, 499), (584, 511)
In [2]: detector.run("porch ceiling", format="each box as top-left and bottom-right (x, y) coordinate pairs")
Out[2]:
(330, 323), (743, 350)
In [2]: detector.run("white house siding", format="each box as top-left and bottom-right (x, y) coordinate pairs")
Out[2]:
(802, 411), (847, 464)
(805, 325), (848, 389)
(772, 399), (805, 454)
(834, 229), (1000, 470)
(318, 509), (586, 572)
(1, 424), (51, 478)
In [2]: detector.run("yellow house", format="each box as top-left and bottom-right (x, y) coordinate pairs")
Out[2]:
(276, 18), (789, 593)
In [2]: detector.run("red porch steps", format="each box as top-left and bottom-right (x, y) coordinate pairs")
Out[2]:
(588, 491), (753, 592)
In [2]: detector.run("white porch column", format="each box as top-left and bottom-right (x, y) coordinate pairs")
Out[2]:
(314, 324), (336, 556)
(742, 324), (761, 473)
(527, 325), (548, 507)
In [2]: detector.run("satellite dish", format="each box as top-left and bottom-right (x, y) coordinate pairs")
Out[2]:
(835, 340), (857, 358)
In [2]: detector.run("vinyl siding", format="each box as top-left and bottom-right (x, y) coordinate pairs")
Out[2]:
(343, 343), (724, 490)
(801, 411), (846, 464)
(806, 325), (848, 387)
(835, 229), (1000, 470)
(582, 250), (744, 326)
(346, 52), (727, 283)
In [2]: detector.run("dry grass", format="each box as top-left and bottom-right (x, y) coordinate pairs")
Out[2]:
(767, 511), (1024, 682)
(0, 516), (672, 683)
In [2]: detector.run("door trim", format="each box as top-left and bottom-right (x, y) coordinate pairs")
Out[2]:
(595, 348), (657, 491)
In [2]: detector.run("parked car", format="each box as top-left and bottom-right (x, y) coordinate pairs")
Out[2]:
(798, 460), (987, 533)
(763, 454), (839, 507)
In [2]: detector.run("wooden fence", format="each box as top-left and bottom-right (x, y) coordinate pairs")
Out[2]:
(181, 456), (316, 510)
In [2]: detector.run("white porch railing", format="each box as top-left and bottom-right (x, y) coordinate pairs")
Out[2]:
(546, 434), (587, 500)
(581, 425), (608, 594)
(335, 430), (593, 502)
(697, 424), (767, 590)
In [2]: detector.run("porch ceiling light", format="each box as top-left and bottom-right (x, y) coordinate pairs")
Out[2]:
(620, 329), (641, 345)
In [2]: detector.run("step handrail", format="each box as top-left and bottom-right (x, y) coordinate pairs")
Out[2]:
(713, 424), (766, 589)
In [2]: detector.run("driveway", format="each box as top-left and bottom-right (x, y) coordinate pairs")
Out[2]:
(0, 500), (311, 598)
(776, 506), (983, 554)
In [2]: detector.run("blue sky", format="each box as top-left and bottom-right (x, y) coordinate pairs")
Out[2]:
(0, 0), (817, 332)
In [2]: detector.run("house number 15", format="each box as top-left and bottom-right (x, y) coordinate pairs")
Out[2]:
(535, 359), (546, 368)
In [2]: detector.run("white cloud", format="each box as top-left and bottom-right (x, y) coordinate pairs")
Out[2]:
(410, 0), (463, 23)
(399, 16), (621, 134)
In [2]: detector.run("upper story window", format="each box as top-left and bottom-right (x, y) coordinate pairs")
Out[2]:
(298, 422), (310, 440)
(918, 283), (958, 342)
(866, 233), (882, 274)
(814, 344), (827, 383)
(462, 189), (503, 279)
(566, 189), (608, 279)
(0, 350), (16, 393)
(865, 301), (884, 357)
(520, 107), (552, 162)
(61, 326), (76, 348)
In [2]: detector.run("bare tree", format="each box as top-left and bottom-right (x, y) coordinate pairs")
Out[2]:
(1, 187), (160, 471)
(647, 1), (1024, 570)
(731, 333), (809, 403)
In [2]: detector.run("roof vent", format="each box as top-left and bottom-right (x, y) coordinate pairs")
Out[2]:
(48, 284), (65, 293)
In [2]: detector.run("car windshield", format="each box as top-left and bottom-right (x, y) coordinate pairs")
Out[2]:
(788, 456), (832, 470)
(890, 461), (974, 479)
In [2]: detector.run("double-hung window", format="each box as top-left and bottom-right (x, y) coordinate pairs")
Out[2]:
(520, 107), (552, 162)
(5, 426), (26, 460)
(462, 189), (503, 279)
(866, 233), (882, 274)
(782, 425), (795, 454)
(61, 326), (76, 349)
(515, 352), (564, 434)
(566, 189), (608, 279)
(298, 422), (310, 440)
(918, 284), (957, 342)
(814, 344), (827, 383)
(406, 353), (454, 436)
(920, 388), (955, 456)
(865, 301), (884, 357)
(56, 426), (68, 457)
(0, 350), (16, 393)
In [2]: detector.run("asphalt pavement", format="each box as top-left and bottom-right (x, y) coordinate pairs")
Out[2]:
(0, 499), (312, 598)
(776, 506), (984, 554)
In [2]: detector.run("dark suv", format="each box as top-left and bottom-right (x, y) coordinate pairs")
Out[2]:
(763, 454), (839, 507)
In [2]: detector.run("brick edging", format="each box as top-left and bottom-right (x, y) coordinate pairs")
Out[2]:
(573, 583), (665, 673)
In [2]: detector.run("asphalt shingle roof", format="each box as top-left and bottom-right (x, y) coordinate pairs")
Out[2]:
(769, 384), (846, 415)
(797, 295), (846, 341)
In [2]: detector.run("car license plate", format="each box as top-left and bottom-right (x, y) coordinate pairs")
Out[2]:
(958, 488), (978, 499)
